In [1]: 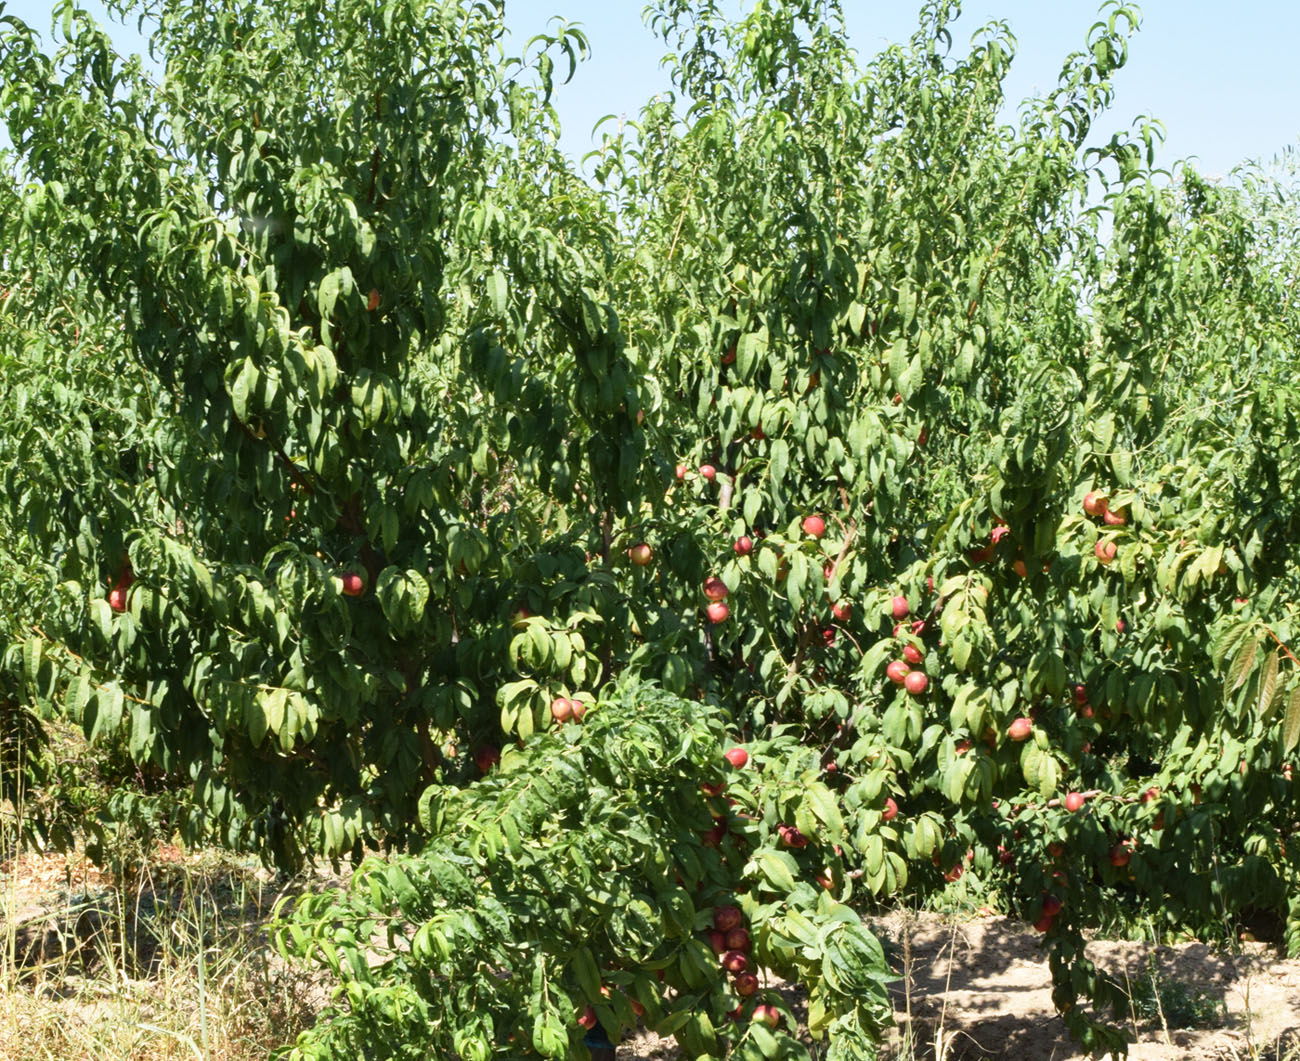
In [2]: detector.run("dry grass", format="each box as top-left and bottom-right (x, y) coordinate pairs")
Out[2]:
(0, 844), (320, 1061)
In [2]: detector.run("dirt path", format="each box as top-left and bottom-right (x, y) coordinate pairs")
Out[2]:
(873, 910), (1300, 1059)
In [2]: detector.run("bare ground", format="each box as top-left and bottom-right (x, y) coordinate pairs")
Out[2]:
(5, 852), (1299, 1061)
(869, 909), (1300, 1060)
(620, 910), (1300, 1061)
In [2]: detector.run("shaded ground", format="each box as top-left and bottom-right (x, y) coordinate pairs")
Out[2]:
(620, 910), (1300, 1061)
(871, 909), (1300, 1059)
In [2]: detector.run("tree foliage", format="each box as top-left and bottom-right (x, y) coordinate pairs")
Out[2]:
(2, 0), (1299, 1056)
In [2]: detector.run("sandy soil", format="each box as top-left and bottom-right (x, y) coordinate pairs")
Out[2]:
(620, 910), (1300, 1060)
(868, 909), (1300, 1060)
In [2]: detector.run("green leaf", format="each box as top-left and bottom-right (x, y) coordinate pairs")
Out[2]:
(487, 270), (507, 317)
(1226, 636), (1258, 697)
(1214, 620), (1255, 668)
(64, 674), (92, 722)
(1111, 450), (1133, 486)
(763, 850), (801, 893)
(942, 756), (972, 804)
(1091, 412), (1115, 453)
(736, 331), (765, 378)
(1256, 650), (1280, 719)
(572, 946), (602, 1000)
(769, 438), (789, 486)
(22, 637), (42, 686)
(317, 266), (354, 325)
(375, 568), (430, 634)
(804, 781), (844, 837)
(1283, 687), (1300, 754)
(955, 339), (976, 381)
(128, 700), (152, 762)
(92, 683), (124, 741)
(786, 551), (807, 612)
(888, 339), (908, 394)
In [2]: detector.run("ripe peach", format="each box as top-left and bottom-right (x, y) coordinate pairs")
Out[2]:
(903, 671), (929, 696)
(1007, 717), (1033, 742)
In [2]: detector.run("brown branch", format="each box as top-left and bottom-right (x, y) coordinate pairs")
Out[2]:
(367, 146), (381, 205)
(229, 408), (314, 493)
(824, 518), (857, 583)
(718, 473), (735, 512)
(28, 627), (152, 706)
(416, 717), (443, 787)
(1263, 625), (1300, 669)
(337, 491), (364, 536)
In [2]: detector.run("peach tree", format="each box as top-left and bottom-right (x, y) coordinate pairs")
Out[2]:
(0, 0), (893, 1055)
(589, 1), (1300, 1052)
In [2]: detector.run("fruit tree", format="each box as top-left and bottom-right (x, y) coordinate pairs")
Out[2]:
(1, 0), (1298, 1057)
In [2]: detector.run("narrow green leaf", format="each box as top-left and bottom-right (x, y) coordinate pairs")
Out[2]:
(22, 637), (42, 685)
(1226, 636), (1258, 697)
(888, 338), (907, 393)
(1257, 650), (1280, 719)
(64, 674), (92, 721)
(572, 946), (602, 1000)
(487, 270), (507, 317)
(1283, 686), (1300, 754)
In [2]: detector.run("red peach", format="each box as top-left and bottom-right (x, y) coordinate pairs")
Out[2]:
(802, 515), (826, 538)
(903, 671), (929, 696)
(724, 927), (751, 951)
(722, 950), (748, 974)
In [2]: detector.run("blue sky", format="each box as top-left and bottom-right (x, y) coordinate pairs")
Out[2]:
(4, 0), (1298, 178)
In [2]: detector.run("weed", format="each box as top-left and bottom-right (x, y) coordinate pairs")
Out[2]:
(1124, 953), (1226, 1031)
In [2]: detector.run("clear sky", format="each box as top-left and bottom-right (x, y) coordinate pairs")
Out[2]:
(4, 0), (1298, 179)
